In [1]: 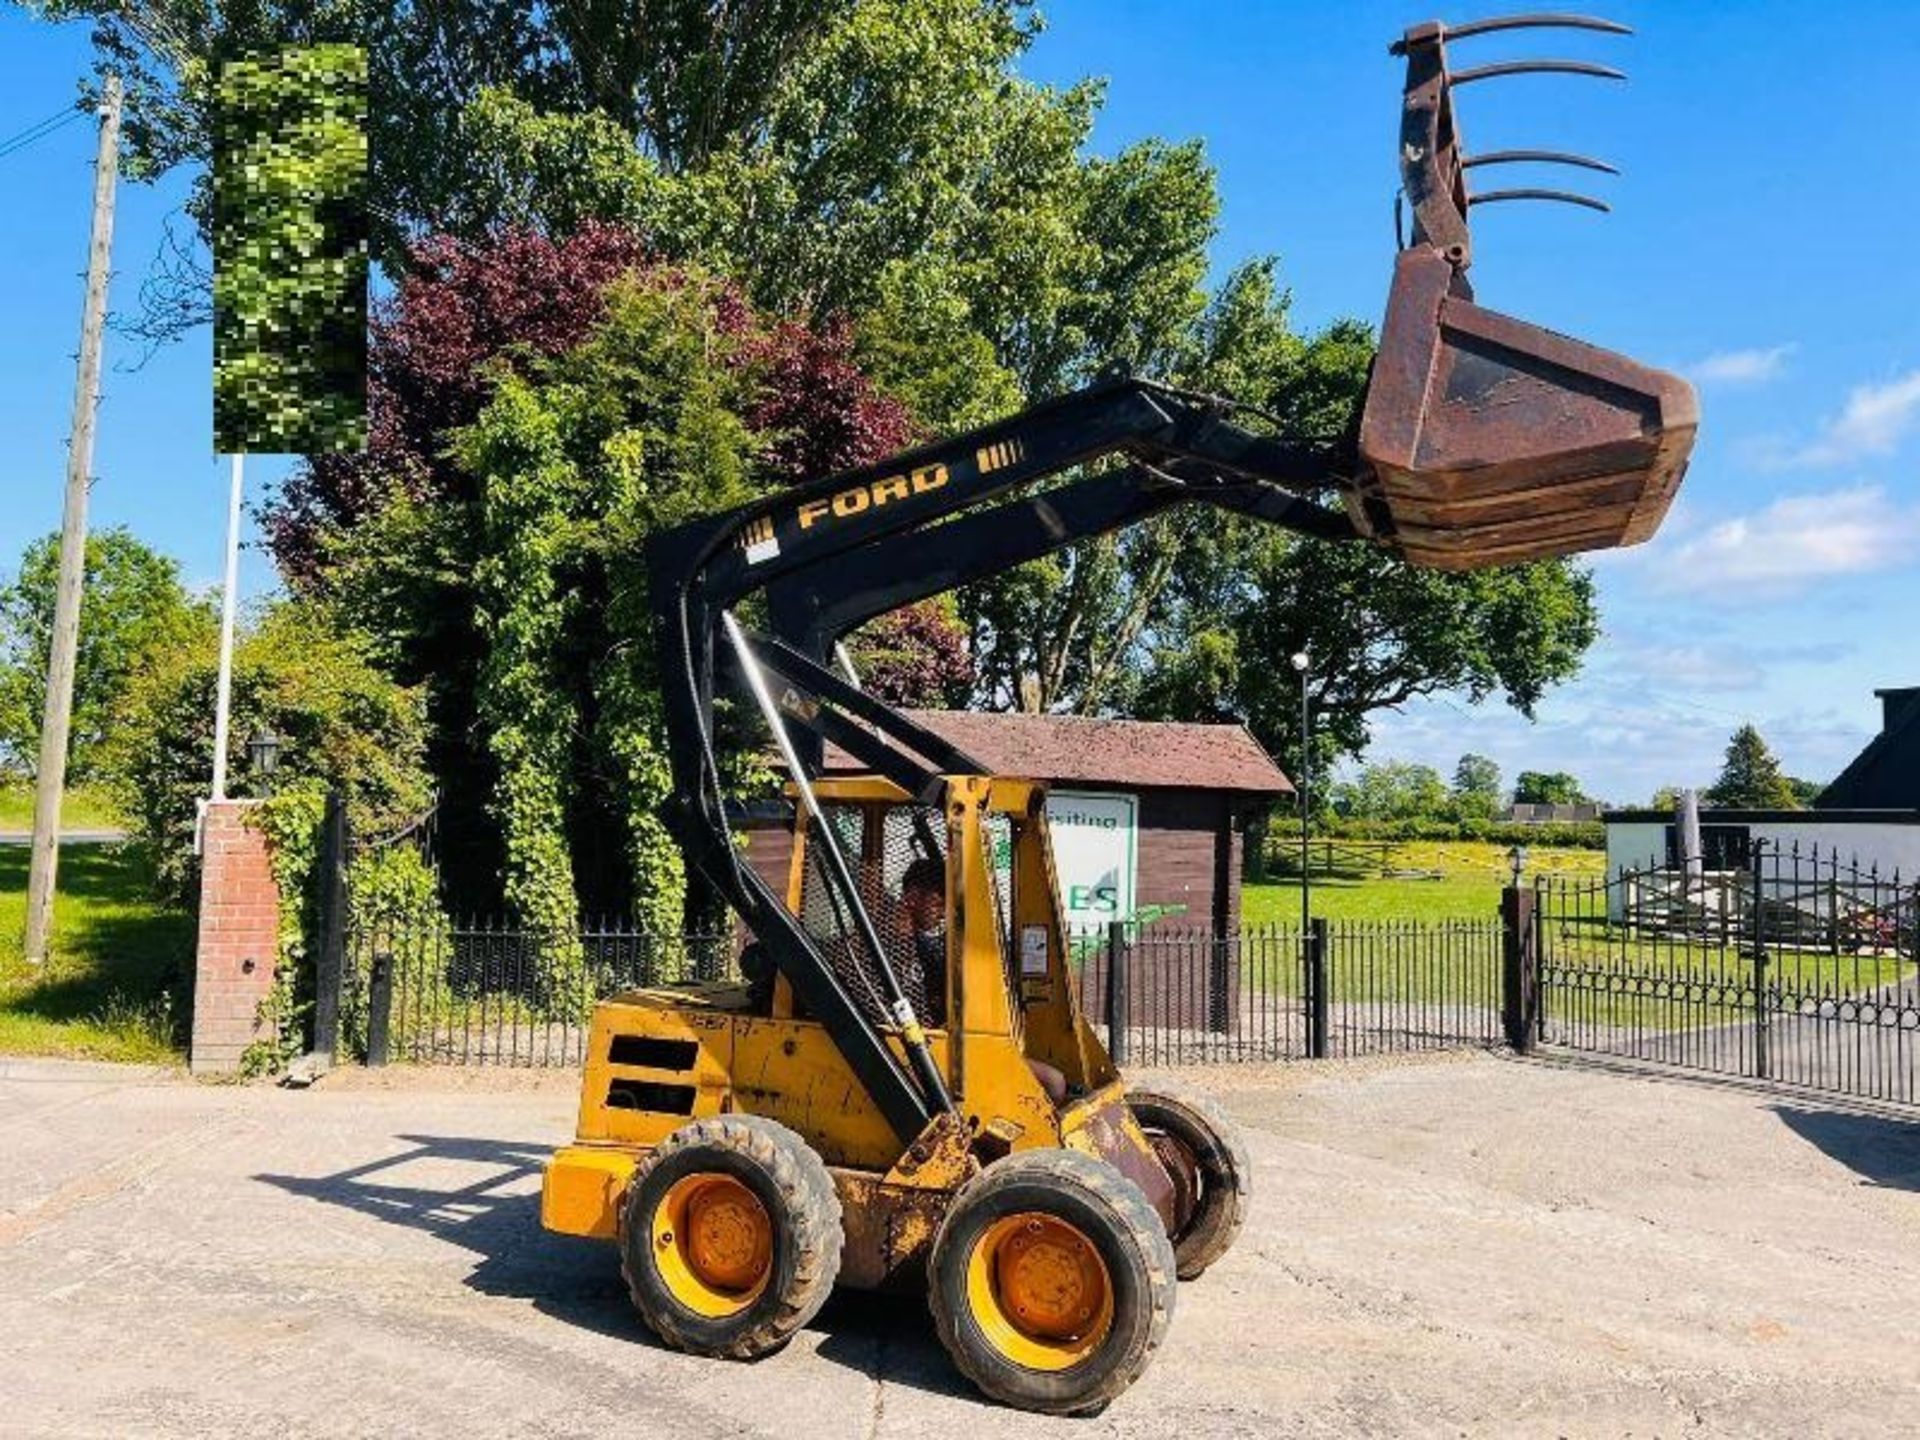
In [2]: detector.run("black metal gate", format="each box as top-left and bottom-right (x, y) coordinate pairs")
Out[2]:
(1536, 843), (1920, 1105)
(327, 792), (746, 1066)
(1074, 917), (1505, 1067)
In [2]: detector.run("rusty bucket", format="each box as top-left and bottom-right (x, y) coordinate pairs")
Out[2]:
(1350, 13), (1699, 570)
(1350, 246), (1697, 570)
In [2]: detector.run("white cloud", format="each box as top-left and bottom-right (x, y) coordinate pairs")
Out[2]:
(1649, 485), (1920, 599)
(1686, 344), (1794, 386)
(1607, 643), (1762, 693)
(1787, 369), (1920, 465)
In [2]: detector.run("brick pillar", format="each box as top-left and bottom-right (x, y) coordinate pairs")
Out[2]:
(191, 800), (281, 1074)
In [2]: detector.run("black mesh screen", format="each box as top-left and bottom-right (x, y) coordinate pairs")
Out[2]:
(799, 803), (949, 1029)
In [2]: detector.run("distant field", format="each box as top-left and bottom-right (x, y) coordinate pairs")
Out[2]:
(0, 783), (126, 830)
(0, 844), (189, 1063)
(1244, 839), (1605, 924)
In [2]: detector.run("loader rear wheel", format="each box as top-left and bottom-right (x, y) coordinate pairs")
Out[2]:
(1126, 1082), (1250, 1279)
(928, 1149), (1176, 1415)
(619, 1115), (841, 1359)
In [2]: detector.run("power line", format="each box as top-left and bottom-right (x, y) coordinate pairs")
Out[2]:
(0, 104), (80, 148)
(0, 106), (87, 162)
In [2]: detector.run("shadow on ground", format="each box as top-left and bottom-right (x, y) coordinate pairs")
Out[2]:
(1771, 1104), (1920, 1192)
(254, 1134), (971, 1400)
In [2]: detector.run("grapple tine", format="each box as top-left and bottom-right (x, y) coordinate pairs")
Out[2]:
(1442, 13), (1633, 42)
(1450, 59), (1627, 84)
(1467, 186), (1611, 212)
(1463, 148), (1620, 175)
(1391, 13), (1632, 55)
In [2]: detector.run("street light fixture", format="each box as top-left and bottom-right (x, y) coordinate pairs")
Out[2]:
(1290, 651), (1311, 937)
(1508, 843), (1529, 889)
(247, 727), (284, 793)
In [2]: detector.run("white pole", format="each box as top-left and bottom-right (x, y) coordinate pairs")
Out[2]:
(210, 451), (244, 802)
(1679, 786), (1704, 884)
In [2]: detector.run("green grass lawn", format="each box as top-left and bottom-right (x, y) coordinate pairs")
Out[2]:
(1243, 839), (1605, 924)
(0, 843), (191, 1063)
(0, 783), (127, 830)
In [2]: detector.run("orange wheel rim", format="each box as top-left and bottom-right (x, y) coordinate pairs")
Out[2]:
(652, 1173), (773, 1317)
(965, 1211), (1114, 1371)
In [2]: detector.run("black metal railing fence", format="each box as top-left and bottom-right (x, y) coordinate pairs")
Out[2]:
(1536, 842), (1920, 1105)
(350, 913), (734, 1067)
(343, 909), (1506, 1069)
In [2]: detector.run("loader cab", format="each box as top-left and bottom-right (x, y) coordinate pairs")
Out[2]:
(772, 773), (1119, 1103)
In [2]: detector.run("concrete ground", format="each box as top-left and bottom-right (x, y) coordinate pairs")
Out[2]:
(2, 1051), (1917, 1439)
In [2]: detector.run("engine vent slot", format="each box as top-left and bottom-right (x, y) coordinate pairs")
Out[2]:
(608, 1034), (699, 1071)
(606, 1079), (697, 1114)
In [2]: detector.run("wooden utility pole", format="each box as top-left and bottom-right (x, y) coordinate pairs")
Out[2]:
(24, 74), (122, 966)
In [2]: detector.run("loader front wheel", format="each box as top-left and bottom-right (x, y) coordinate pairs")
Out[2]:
(1127, 1082), (1250, 1279)
(928, 1149), (1176, 1415)
(619, 1115), (841, 1359)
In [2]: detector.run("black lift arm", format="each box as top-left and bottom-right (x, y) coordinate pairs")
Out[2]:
(646, 371), (1366, 1143)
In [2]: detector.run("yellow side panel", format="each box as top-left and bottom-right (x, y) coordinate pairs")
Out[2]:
(953, 1032), (1063, 1154)
(728, 1017), (903, 1170)
(541, 1145), (637, 1240)
(729, 1016), (1062, 1173)
(576, 998), (735, 1147)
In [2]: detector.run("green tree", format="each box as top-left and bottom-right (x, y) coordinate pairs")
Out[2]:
(1514, 771), (1587, 807)
(450, 274), (764, 995)
(21, 0), (369, 343)
(1786, 775), (1825, 807)
(1704, 724), (1799, 809)
(1453, 753), (1500, 799)
(28, 0), (1082, 341)
(105, 597), (431, 903)
(433, 7), (1208, 383)
(1451, 753), (1501, 819)
(1328, 761), (1450, 822)
(0, 527), (200, 781)
(1117, 267), (1599, 768)
(1186, 527), (1598, 778)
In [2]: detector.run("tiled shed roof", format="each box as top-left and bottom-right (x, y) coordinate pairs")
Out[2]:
(823, 710), (1292, 795)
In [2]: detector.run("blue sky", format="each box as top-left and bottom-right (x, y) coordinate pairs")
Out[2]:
(2, 2), (1916, 803)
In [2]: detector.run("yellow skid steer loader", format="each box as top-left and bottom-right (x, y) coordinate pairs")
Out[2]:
(542, 14), (1695, 1414)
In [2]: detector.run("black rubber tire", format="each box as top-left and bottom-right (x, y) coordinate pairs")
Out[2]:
(618, 1115), (842, 1359)
(1127, 1081), (1250, 1280)
(927, 1149), (1177, 1416)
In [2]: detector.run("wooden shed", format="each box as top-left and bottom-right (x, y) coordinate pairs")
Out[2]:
(744, 711), (1292, 938)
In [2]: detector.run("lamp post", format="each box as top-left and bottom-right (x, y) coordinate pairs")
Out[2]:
(211, 454), (245, 801)
(246, 727), (283, 796)
(1290, 651), (1311, 935)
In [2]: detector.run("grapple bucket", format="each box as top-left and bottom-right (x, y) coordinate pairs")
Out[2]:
(1350, 248), (1697, 569)
(1351, 14), (1697, 570)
